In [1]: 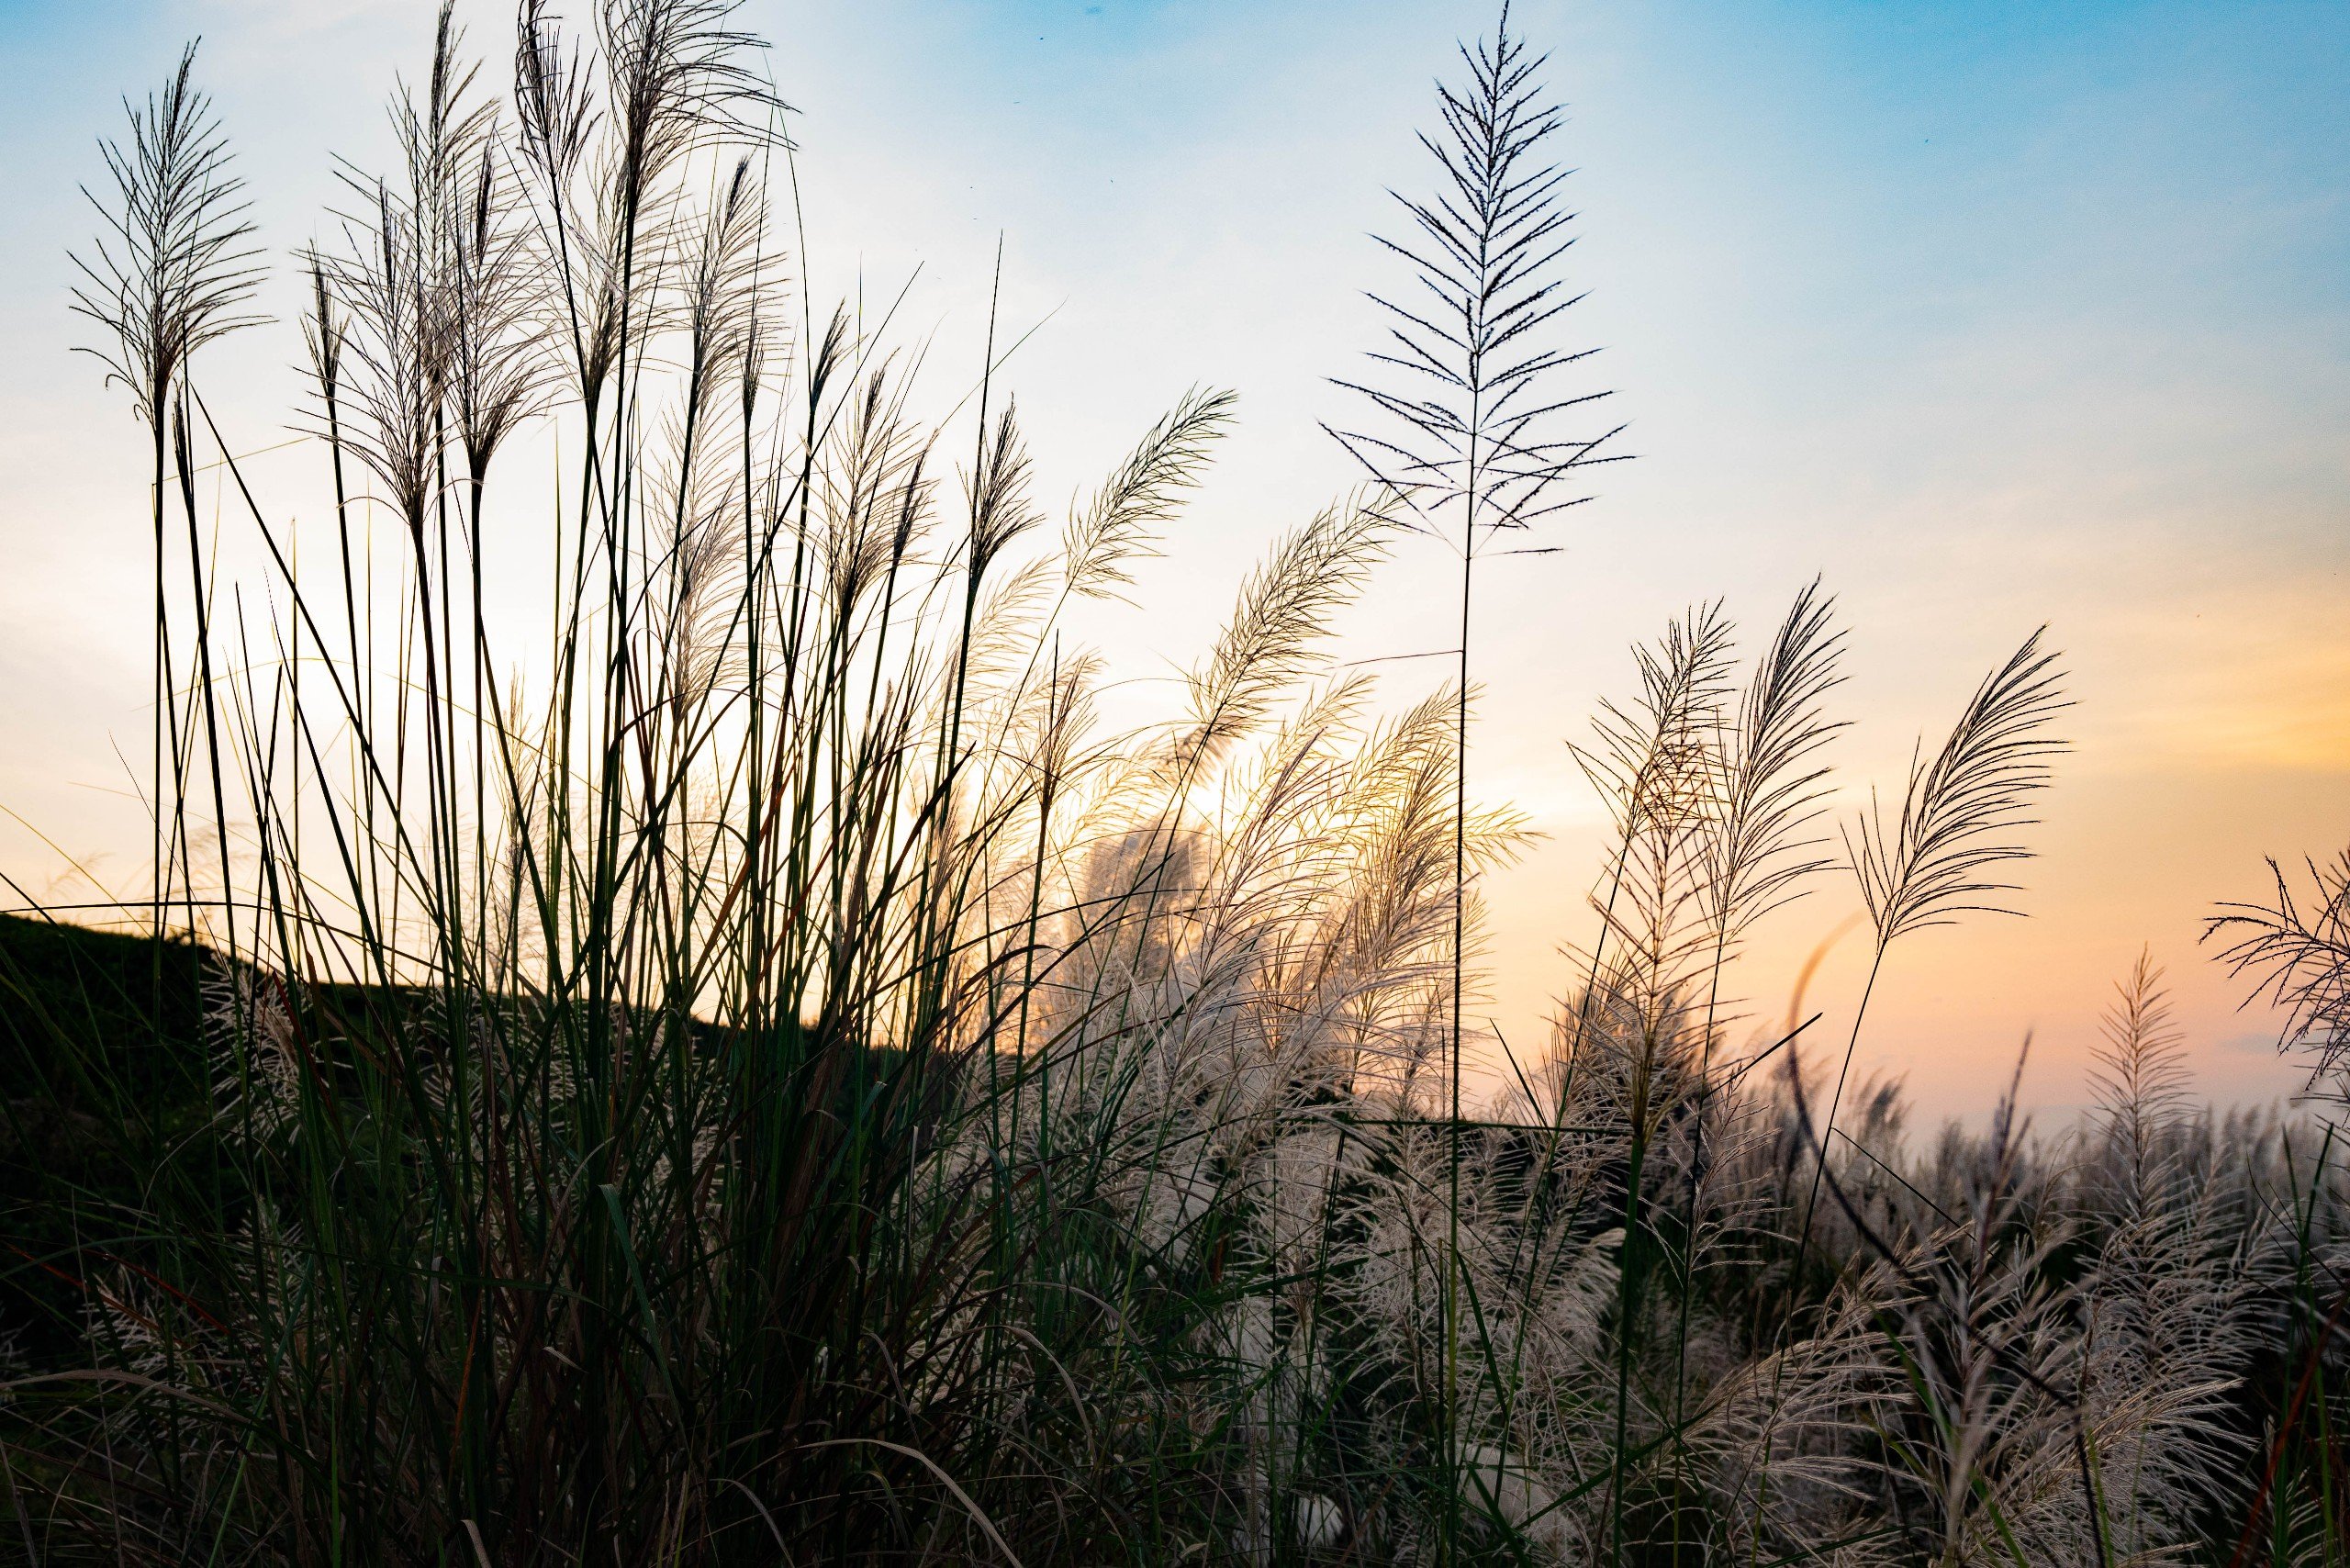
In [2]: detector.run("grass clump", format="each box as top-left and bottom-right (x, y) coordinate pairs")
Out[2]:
(5, 4), (2348, 1564)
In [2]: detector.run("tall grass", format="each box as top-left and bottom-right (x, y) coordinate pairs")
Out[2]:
(6, 4), (2348, 1564)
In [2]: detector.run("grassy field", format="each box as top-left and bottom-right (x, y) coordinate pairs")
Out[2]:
(5, 3), (2346, 1562)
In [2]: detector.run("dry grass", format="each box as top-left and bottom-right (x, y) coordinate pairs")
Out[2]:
(4, 5), (2346, 1564)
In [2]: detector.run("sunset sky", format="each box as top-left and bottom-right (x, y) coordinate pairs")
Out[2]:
(1, 0), (2344, 1121)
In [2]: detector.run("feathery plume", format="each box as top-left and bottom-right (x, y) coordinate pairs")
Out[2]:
(1848, 628), (2069, 947)
(71, 41), (264, 429)
(1062, 386), (1237, 602)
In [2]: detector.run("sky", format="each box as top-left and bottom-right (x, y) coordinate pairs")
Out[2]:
(0, 0), (2344, 1123)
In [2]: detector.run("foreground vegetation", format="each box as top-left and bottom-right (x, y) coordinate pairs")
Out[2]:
(6, 3), (2346, 1562)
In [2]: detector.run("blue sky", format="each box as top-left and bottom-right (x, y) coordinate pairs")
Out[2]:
(2, 0), (2344, 1115)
